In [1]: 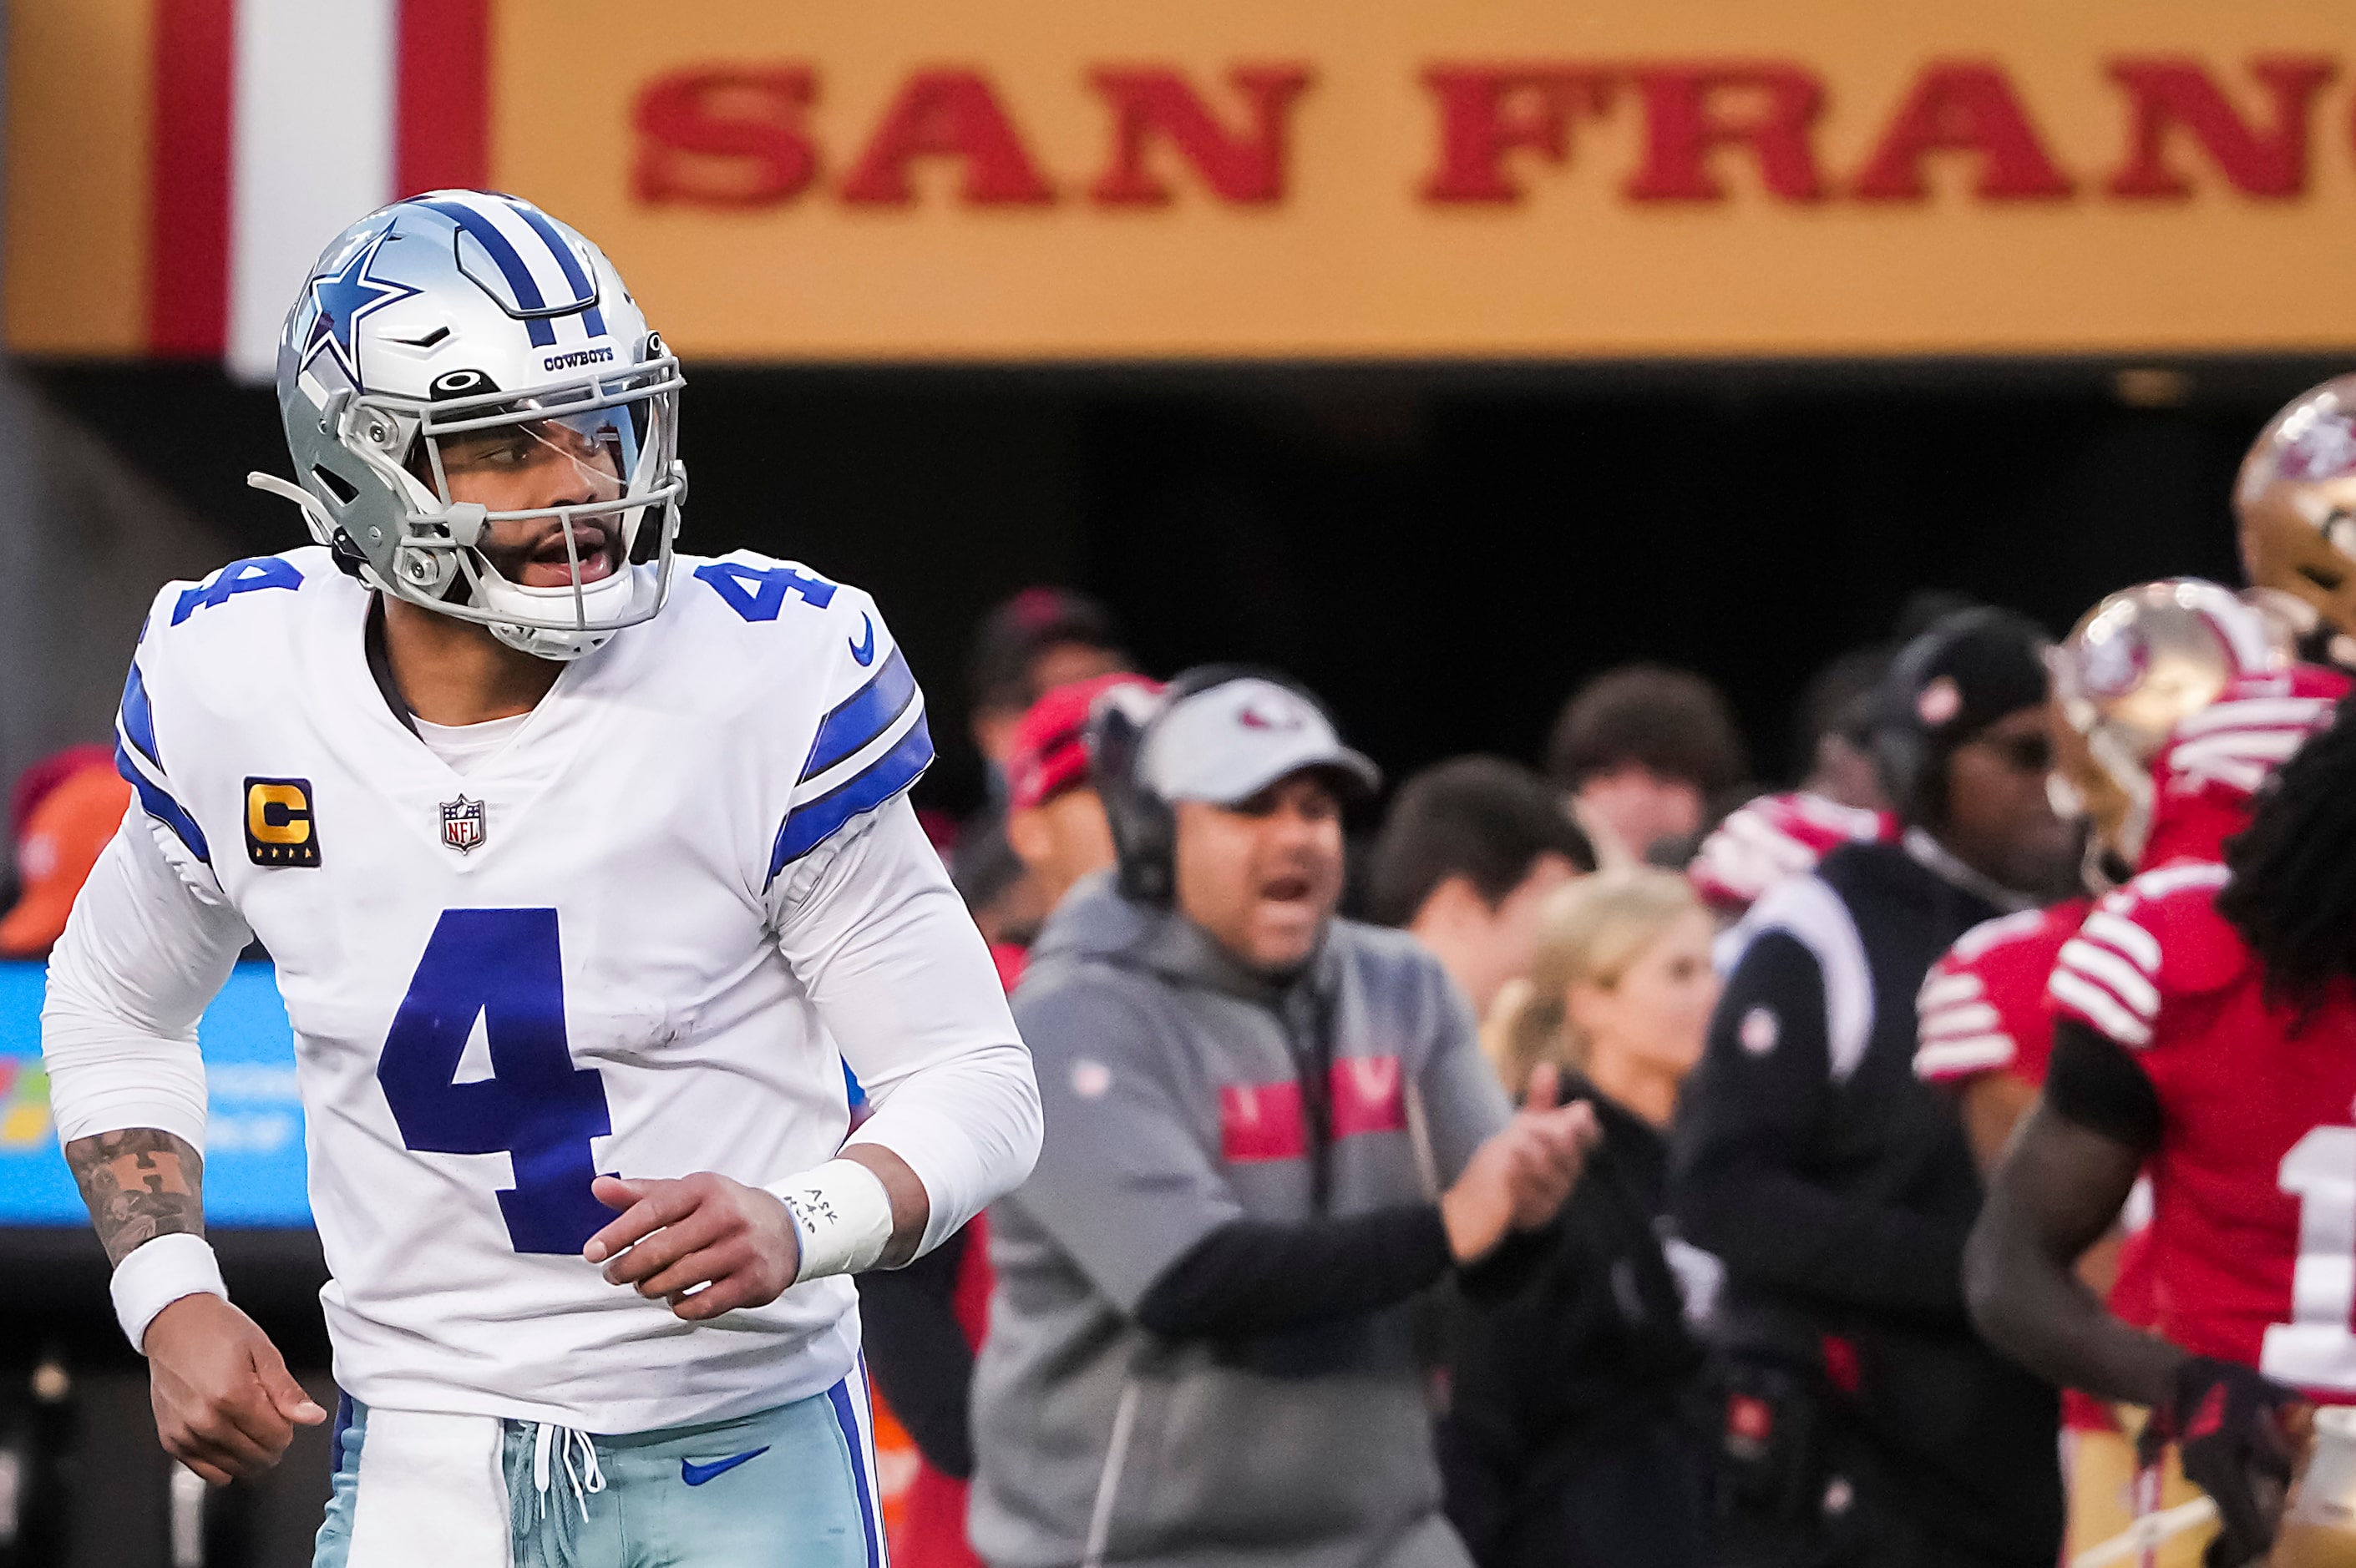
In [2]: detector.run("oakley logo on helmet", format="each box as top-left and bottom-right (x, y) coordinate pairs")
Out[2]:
(429, 369), (494, 398)
(542, 346), (616, 372)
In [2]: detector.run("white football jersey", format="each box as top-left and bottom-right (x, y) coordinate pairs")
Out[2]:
(84, 545), (1025, 1433)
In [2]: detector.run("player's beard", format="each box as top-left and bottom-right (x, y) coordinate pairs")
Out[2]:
(479, 519), (622, 592)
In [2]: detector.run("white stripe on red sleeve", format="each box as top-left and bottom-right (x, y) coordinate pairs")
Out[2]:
(2049, 967), (2155, 1048)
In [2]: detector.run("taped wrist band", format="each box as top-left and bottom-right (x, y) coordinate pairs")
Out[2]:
(111, 1232), (228, 1353)
(767, 1158), (895, 1283)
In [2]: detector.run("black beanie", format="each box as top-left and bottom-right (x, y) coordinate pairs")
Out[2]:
(1872, 606), (2051, 825)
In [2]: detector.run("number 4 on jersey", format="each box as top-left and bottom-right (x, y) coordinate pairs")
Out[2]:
(378, 909), (615, 1255)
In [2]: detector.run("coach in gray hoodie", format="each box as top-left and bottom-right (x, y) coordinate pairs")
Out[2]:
(970, 669), (1599, 1568)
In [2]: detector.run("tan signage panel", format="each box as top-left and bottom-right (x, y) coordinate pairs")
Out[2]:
(490, 0), (2356, 361)
(13, 0), (2356, 362)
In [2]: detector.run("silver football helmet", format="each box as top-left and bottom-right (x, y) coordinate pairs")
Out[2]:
(2048, 578), (2291, 882)
(250, 190), (686, 660)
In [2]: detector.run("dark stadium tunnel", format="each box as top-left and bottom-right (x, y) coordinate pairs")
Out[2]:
(30, 357), (2327, 812)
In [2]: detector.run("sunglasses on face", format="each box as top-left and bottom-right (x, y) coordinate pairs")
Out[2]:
(1969, 731), (2055, 774)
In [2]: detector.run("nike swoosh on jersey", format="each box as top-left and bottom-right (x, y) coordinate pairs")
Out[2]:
(849, 615), (876, 667)
(681, 1447), (770, 1486)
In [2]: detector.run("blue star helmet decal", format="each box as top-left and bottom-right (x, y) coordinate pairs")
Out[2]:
(301, 227), (420, 388)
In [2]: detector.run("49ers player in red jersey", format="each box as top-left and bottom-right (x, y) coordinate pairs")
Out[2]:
(1918, 581), (2333, 1567)
(1916, 581), (2303, 1162)
(1966, 690), (2356, 1568)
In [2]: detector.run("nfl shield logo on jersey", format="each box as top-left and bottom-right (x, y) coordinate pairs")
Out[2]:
(439, 795), (486, 854)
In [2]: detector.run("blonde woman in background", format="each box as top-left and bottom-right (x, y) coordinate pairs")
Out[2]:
(1488, 868), (1719, 1125)
(1441, 869), (1723, 1568)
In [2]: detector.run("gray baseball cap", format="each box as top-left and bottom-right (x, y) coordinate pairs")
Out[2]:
(1137, 676), (1381, 807)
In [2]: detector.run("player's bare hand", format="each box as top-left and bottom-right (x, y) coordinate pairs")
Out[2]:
(585, 1173), (800, 1322)
(144, 1293), (326, 1486)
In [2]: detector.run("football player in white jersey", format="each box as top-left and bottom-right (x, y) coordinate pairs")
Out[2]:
(40, 191), (1041, 1567)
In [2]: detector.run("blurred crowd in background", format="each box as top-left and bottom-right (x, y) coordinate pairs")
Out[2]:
(843, 574), (2002, 1568)
(8, 387), (2356, 1568)
(820, 386), (2356, 1568)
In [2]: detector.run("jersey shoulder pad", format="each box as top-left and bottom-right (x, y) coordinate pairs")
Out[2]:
(2159, 670), (2345, 800)
(1914, 900), (2087, 1084)
(2049, 862), (2244, 1049)
(667, 554), (934, 885)
(136, 546), (344, 664)
(1948, 900), (2082, 969)
(673, 550), (855, 641)
(665, 551), (900, 703)
(1689, 792), (1892, 912)
(117, 548), (347, 869)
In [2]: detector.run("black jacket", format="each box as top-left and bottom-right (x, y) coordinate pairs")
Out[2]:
(1441, 1082), (1710, 1567)
(1669, 837), (2062, 1563)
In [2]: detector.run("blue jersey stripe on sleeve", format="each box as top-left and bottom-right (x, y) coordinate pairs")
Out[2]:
(114, 740), (210, 864)
(118, 660), (162, 771)
(768, 714), (935, 885)
(800, 647), (918, 784)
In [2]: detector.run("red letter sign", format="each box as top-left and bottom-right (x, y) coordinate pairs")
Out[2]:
(1090, 66), (1314, 205)
(1623, 62), (1827, 202)
(1421, 66), (1616, 203)
(839, 70), (1056, 205)
(2107, 57), (2334, 199)
(633, 68), (819, 208)
(1852, 62), (2074, 200)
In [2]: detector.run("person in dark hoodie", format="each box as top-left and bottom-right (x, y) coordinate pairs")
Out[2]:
(1441, 867), (1722, 1568)
(970, 667), (1601, 1568)
(1670, 606), (2078, 1568)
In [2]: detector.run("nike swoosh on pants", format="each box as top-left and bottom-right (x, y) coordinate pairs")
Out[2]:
(681, 1446), (771, 1486)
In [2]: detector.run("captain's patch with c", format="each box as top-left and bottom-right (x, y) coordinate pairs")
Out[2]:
(244, 777), (320, 867)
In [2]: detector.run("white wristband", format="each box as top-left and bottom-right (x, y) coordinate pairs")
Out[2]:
(766, 1159), (895, 1283)
(110, 1233), (228, 1353)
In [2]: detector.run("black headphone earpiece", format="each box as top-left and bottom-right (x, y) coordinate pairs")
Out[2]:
(1087, 693), (1172, 903)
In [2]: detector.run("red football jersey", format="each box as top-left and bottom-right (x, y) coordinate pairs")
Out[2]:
(1914, 664), (2343, 1091)
(2049, 861), (2356, 1399)
(1916, 900), (2093, 1087)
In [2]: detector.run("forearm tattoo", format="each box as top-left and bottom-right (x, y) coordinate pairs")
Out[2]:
(63, 1129), (205, 1267)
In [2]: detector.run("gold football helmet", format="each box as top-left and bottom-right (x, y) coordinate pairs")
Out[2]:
(2048, 579), (2291, 883)
(2238, 375), (2356, 656)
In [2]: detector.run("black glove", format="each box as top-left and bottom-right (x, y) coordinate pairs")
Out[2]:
(2141, 1355), (2306, 1568)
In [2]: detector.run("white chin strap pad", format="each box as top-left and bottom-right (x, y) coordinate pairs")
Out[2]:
(477, 560), (644, 661)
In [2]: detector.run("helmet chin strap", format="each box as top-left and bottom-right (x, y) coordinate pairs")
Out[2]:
(475, 558), (641, 662)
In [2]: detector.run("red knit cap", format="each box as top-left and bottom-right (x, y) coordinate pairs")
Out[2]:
(1006, 674), (1162, 812)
